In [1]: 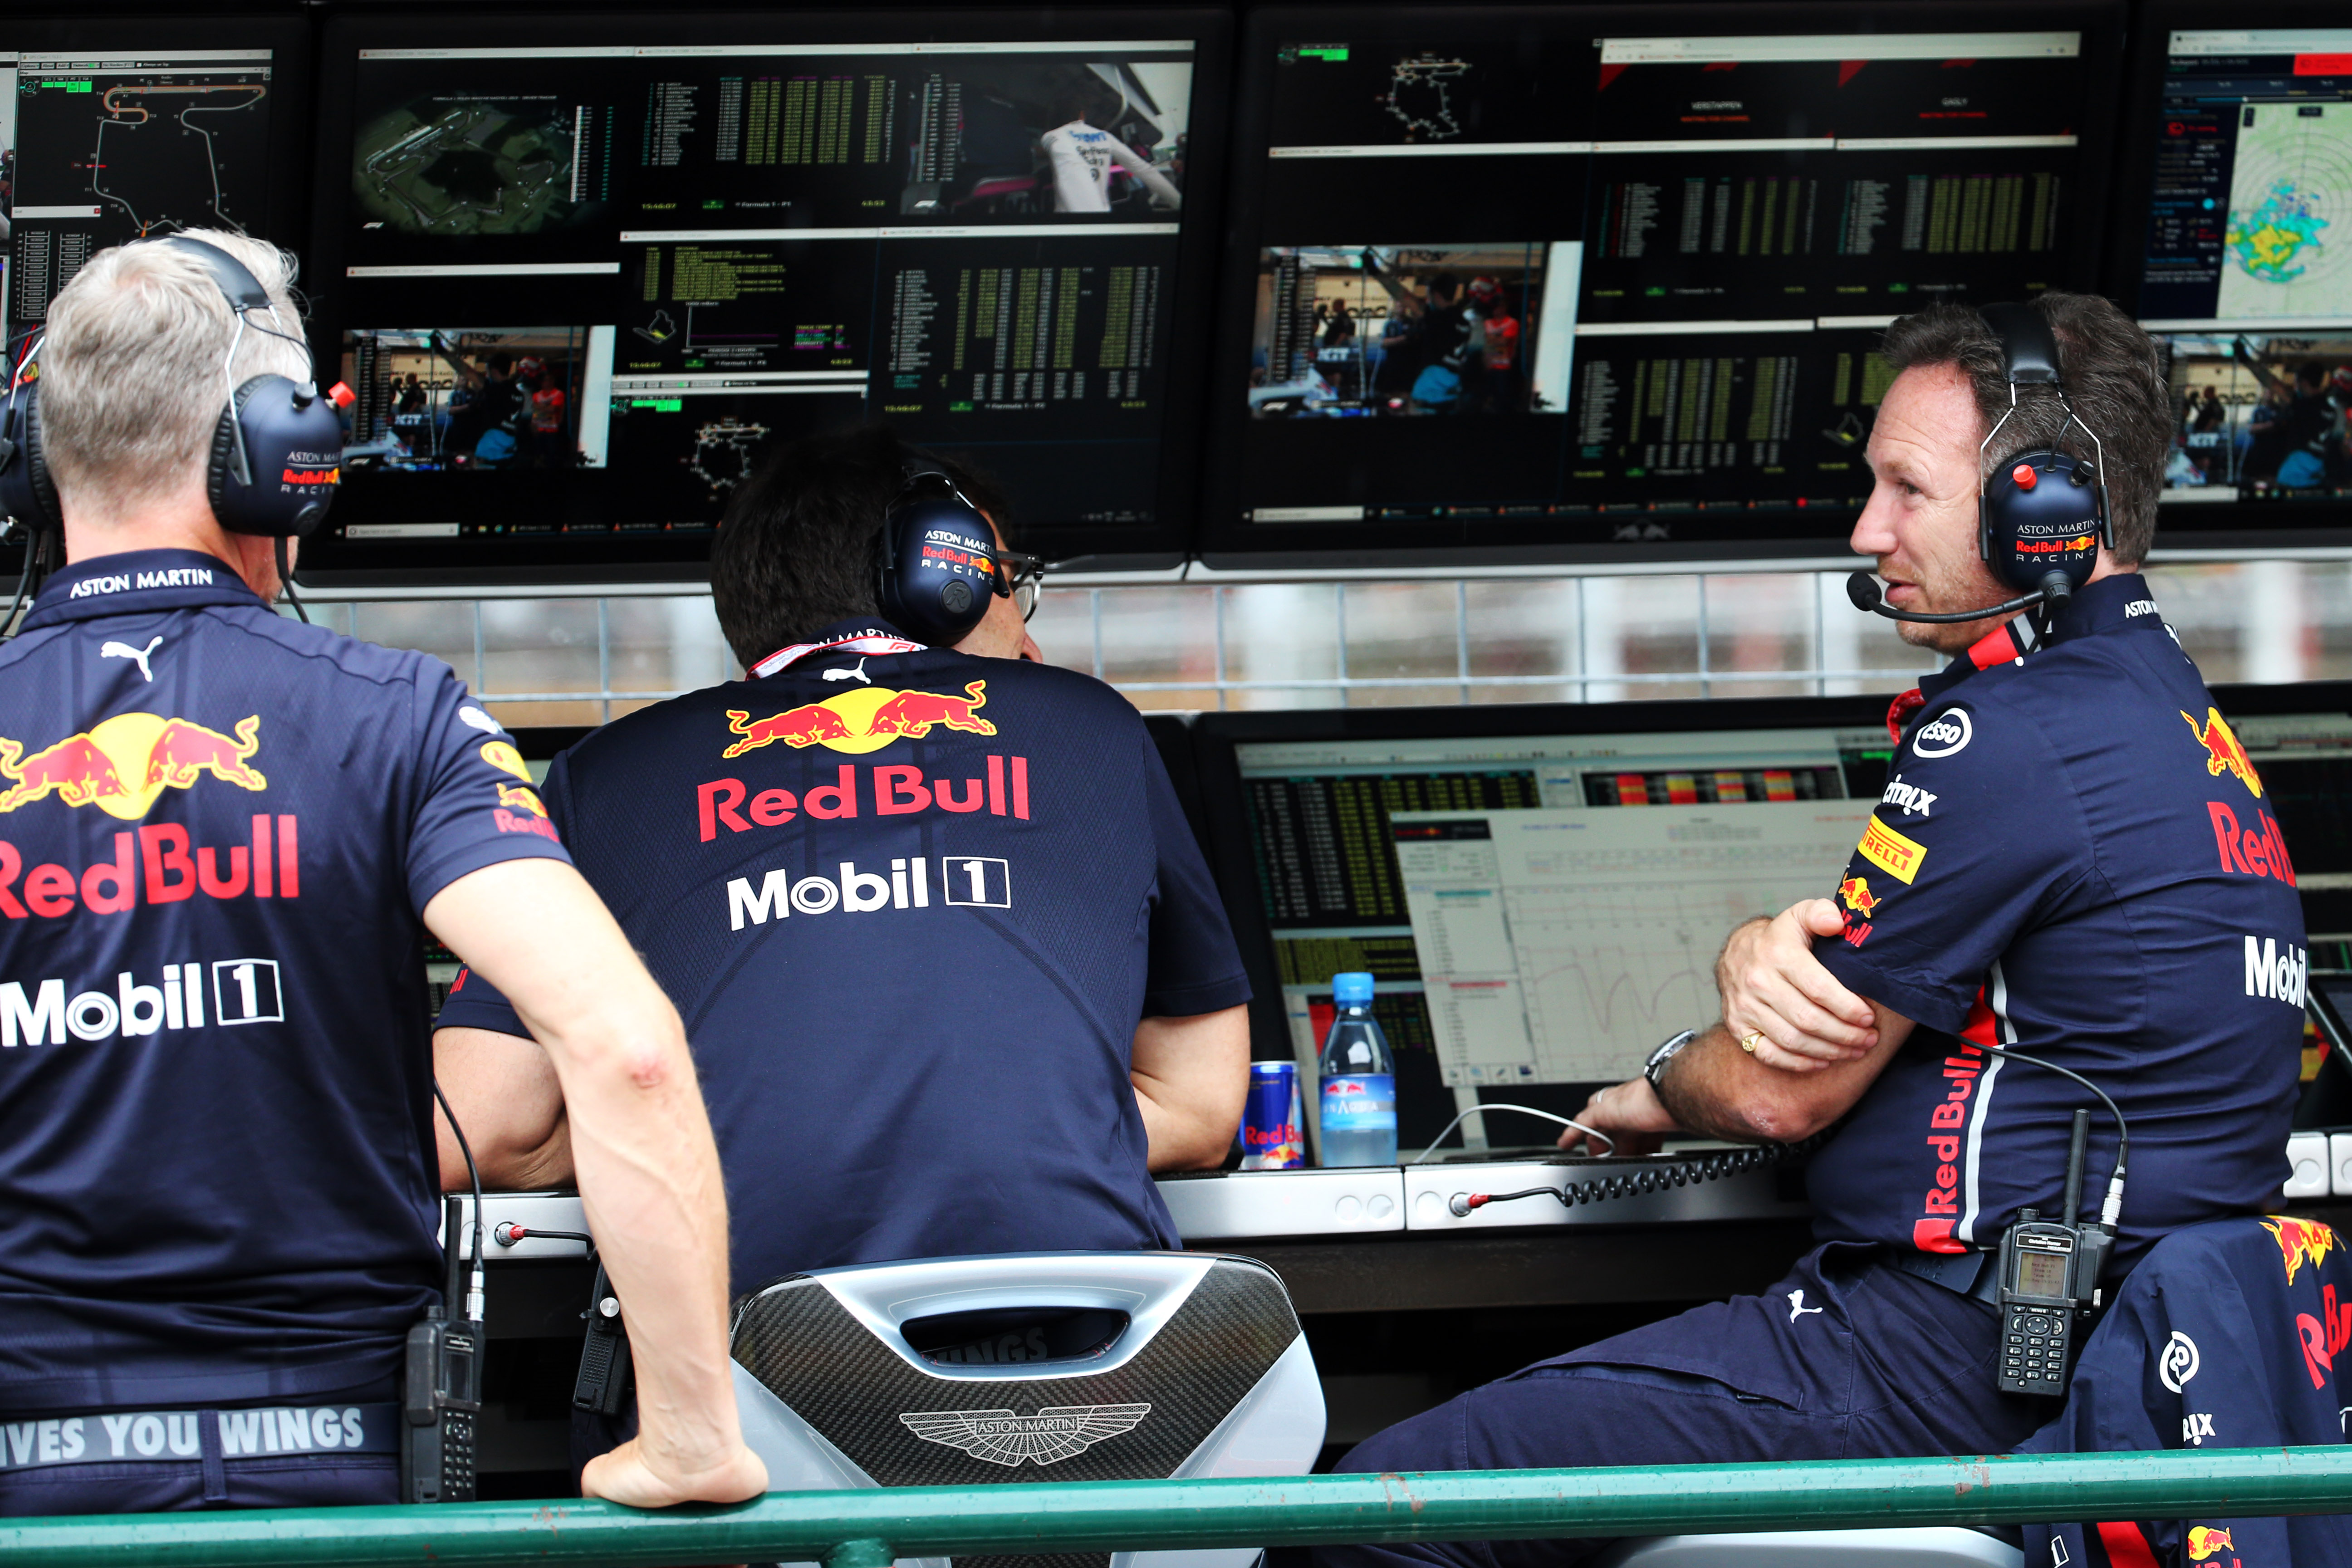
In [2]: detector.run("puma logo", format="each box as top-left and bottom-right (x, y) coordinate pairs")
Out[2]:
(822, 657), (872, 685)
(1787, 1289), (1823, 1323)
(100, 636), (162, 683)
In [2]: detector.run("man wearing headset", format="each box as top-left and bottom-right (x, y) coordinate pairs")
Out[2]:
(0, 232), (763, 1514)
(433, 423), (1252, 1470)
(1315, 294), (2303, 1568)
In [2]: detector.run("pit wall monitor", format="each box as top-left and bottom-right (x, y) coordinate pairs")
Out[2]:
(0, 16), (313, 346)
(1188, 681), (2352, 1155)
(1200, 3), (2127, 573)
(2112, 6), (2352, 548)
(301, 10), (1230, 589)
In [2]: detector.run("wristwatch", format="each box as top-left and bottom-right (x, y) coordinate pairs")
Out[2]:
(1642, 1029), (1699, 1097)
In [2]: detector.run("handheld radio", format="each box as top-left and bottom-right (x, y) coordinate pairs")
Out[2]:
(402, 1195), (483, 1502)
(1995, 1107), (2119, 1396)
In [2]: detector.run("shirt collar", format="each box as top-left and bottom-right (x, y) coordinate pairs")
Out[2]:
(20, 549), (263, 631)
(1913, 573), (2160, 708)
(749, 617), (926, 679)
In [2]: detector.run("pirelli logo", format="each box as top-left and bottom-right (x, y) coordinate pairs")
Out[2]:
(1857, 816), (1926, 884)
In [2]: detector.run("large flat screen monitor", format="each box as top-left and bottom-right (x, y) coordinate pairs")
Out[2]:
(300, 10), (1230, 588)
(0, 16), (313, 344)
(1190, 681), (2352, 1155)
(1200, 2), (2127, 573)
(2112, 8), (2352, 546)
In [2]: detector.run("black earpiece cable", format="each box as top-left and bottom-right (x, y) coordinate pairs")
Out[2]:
(274, 536), (309, 624)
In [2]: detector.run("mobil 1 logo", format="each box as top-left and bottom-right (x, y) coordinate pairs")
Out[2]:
(727, 856), (1012, 931)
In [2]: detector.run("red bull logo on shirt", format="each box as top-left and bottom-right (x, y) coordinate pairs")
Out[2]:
(722, 681), (998, 758)
(0, 713), (265, 819)
(2183, 707), (2264, 798)
(2186, 1526), (2234, 1561)
(2263, 1214), (2338, 1285)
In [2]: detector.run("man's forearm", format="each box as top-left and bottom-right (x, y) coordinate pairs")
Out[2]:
(1652, 1024), (1784, 1143)
(554, 1019), (742, 1477)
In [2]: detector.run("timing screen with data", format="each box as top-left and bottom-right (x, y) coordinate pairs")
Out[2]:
(1236, 24), (2098, 545)
(327, 38), (1197, 559)
(0, 48), (279, 335)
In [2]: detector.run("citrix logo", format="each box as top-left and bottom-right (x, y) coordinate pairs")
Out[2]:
(0, 958), (283, 1046)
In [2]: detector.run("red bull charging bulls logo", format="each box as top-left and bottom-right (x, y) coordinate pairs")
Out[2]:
(2183, 706), (2263, 798)
(0, 714), (266, 818)
(722, 681), (998, 759)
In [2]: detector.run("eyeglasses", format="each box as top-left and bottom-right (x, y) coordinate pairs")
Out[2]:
(994, 549), (1048, 622)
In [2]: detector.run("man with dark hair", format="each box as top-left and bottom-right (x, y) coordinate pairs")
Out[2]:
(1316, 294), (2301, 1568)
(433, 423), (1252, 1472)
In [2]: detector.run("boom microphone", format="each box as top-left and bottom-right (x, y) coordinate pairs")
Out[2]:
(1845, 570), (2072, 625)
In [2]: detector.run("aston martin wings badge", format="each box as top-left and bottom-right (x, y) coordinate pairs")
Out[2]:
(897, 1403), (1152, 1466)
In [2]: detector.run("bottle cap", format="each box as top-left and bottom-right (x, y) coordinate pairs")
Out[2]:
(1332, 971), (1374, 1004)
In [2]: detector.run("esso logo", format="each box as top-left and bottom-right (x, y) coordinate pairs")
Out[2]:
(1912, 710), (1972, 759)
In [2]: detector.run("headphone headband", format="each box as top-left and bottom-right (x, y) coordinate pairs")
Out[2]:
(152, 236), (275, 317)
(1980, 300), (2064, 389)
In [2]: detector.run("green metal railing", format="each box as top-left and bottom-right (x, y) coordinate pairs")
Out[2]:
(4, 1449), (2351, 1568)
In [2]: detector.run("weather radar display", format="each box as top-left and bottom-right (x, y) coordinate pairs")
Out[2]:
(2216, 104), (2352, 318)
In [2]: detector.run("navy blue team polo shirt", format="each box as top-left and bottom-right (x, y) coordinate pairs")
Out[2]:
(1810, 573), (2304, 1270)
(437, 620), (1252, 1292)
(0, 549), (571, 1411)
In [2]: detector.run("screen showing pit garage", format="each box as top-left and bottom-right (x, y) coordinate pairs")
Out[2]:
(1221, 9), (2120, 560)
(310, 20), (1215, 578)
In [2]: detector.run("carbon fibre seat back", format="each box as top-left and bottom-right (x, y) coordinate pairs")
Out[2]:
(730, 1250), (1326, 1568)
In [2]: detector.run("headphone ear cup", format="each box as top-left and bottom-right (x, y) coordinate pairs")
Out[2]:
(205, 398), (245, 522)
(882, 484), (995, 643)
(16, 387), (61, 537)
(212, 376), (343, 538)
(1981, 450), (2102, 595)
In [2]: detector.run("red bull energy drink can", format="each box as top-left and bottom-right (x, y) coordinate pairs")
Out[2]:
(1239, 1062), (1304, 1170)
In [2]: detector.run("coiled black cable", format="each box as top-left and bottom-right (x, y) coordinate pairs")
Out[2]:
(1457, 1134), (1829, 1215)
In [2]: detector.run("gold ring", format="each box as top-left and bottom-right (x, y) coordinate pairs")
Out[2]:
(1740, 1031), (1764, 1054)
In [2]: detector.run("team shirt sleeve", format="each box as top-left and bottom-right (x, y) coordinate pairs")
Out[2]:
(1813, 700), (2094, 1034)
(404, 665), (573, 919)
(429, 748), (573, 1041)
(1138, 734), (1253, 1019)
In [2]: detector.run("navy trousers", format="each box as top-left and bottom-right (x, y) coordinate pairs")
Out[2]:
(1314, 1243), (2049, 1568)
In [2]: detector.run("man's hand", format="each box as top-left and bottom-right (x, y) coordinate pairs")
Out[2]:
(1717, 902), (1878, 1072)
(1556, 1077), (1679, 1157)
(582, 1434), (768, 1509)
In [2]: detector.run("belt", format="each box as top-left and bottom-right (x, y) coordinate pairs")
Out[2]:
(1877, 1246), (2003, 1305)
(0, 1402), (397, 1474)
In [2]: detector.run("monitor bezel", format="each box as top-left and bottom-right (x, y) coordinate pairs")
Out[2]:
(298, 7), (1233, 590)
(2103, 0), (2352, 553)
(1186, 678), (2352, 1071)
(1196, 0), (2131, 573)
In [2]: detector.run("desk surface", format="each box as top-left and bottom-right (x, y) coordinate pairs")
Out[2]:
(473, 1200), (2352, 1330)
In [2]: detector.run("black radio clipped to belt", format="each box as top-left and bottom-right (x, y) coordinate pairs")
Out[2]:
(403, 1194), (483, 1503)
(1991, 1089), (2125, 1396)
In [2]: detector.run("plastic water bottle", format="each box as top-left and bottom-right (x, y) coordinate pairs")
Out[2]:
(1317, 972), (1397, 1166)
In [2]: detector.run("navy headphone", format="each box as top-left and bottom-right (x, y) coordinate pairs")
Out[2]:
(877, 458), (1001, 645)
(0, 235), (344, 543)
(1848, 301), (2115, 633)
(1973, 300), (2112, 602)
